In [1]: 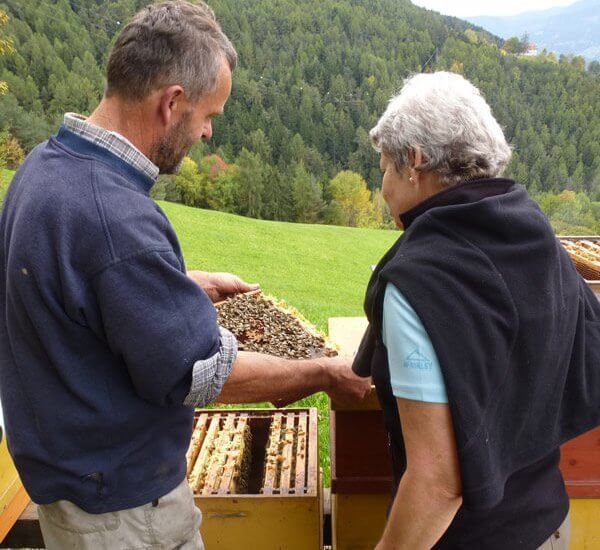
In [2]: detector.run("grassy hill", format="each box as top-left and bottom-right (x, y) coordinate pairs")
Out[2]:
(160, 201), (397, 330)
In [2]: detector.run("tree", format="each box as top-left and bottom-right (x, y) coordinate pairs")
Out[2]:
(292, 162), (325, 223)
(503, 37), (525, 54)
(329, 170), (376, 227)
(0, 9), (14, 96)
(172, 157), (205, 207)
(588, 61), (600, 77)
(150, 174), (182, 203)
(0, 131), (24, 169)
(0, 0), (599, 228)
(372, 188), (394, 228)
(206, 165), (238, 213)
(234, 148), (264, 219)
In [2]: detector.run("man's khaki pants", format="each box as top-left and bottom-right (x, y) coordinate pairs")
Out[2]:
(538, 514), (570, 550)
(38, 479), (203, 550)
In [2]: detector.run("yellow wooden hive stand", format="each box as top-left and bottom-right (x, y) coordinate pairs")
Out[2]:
(0, 434), (29, 543)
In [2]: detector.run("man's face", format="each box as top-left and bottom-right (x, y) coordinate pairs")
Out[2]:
(151, 62), (232, 174)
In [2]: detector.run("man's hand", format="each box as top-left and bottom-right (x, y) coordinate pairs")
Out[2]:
(322, 356), (372, 408)
(187, 270), (259, 303)
(271, 356), (371, 408)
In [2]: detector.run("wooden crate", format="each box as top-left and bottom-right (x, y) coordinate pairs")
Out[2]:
(190, 408), (322, 550)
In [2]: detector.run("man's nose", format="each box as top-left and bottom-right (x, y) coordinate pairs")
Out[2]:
(202, 122), (213, 140)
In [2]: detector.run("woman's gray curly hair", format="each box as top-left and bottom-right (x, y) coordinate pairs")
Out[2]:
(370, 72), (512, 186)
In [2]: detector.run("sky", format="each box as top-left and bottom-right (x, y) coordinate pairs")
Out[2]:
(410, 0), (579, 17)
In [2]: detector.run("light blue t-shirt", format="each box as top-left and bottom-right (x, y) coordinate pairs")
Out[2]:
(382, 283), (448, 403)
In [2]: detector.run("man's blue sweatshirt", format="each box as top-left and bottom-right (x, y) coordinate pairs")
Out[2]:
(0, 127), (220, 513)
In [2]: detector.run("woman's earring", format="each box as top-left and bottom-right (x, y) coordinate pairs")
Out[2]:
(409, 176), (414, 182)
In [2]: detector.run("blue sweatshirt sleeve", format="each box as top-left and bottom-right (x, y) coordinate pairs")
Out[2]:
(91, 249), (222, 406)
(382, 283), (448, 403)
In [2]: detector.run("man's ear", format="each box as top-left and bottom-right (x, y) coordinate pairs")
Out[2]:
(158, 85), (185, 126)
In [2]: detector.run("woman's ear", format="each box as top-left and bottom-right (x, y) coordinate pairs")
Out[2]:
(408, 145), (424, 169)
(408, 146), (424, 184)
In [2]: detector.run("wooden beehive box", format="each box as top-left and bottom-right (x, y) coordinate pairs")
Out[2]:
(328, 317), (391, 550)
(558, 236), (600, 294)
(188, 408), (322, 550)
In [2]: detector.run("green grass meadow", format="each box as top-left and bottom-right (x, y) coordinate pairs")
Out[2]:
(159, 201), (398, 484)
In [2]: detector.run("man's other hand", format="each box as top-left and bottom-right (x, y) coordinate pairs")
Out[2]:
(187, 270), (259, 303)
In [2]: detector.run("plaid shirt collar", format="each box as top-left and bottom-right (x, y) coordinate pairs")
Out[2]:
(63, 113), (159, 182)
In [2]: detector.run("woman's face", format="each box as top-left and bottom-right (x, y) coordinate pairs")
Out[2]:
(380, 153), (420, 229)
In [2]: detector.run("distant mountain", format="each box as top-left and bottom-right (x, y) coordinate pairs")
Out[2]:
(467, 0), (600, 61)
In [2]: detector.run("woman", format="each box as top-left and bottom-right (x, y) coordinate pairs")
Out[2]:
(353, 72), (600, 549)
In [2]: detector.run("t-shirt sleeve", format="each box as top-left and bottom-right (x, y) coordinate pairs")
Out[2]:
(91, 249), (221, 406)
(382, 283), (448, 403)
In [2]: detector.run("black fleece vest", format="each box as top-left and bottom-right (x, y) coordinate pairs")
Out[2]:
(354, 179), (600, 549)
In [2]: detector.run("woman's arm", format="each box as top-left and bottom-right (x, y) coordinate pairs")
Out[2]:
(375, 398), (462, 550)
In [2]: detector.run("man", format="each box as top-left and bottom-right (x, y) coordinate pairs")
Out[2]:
(0, 2), (370, 548)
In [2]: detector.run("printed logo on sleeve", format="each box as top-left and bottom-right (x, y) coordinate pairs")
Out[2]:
(404, 349), (432, 370)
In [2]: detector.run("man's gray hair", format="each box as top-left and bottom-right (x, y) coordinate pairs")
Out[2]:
(106, 0), (237, 102)
(370, 72), (512, 186)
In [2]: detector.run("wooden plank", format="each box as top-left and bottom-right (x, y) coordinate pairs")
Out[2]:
(0, 500), (43, 549)
(559, 426), (600, 498)
(580, 239), (600, 253)
(190, 414), (220, 493)
(195, 494), (321, 550)
(307, 408), (319, 495)
(331, 477), (394, 494)
(218, 414), (249, 495)
(294, 411), (308, 494)
(213, 289), (262, 308)
(202, 413), (235, 496)
(278, 412), (295, 495)
(570, 499), (600, 550)
(327, 317), (368, 357)
(0, 436), (30, 544)
(262, 412), (283, 495)
(185, 412), (208, 477)
(0, 485), (30, 545)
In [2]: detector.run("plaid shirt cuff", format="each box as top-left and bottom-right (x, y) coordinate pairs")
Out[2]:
(183, 326), (238, 407)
